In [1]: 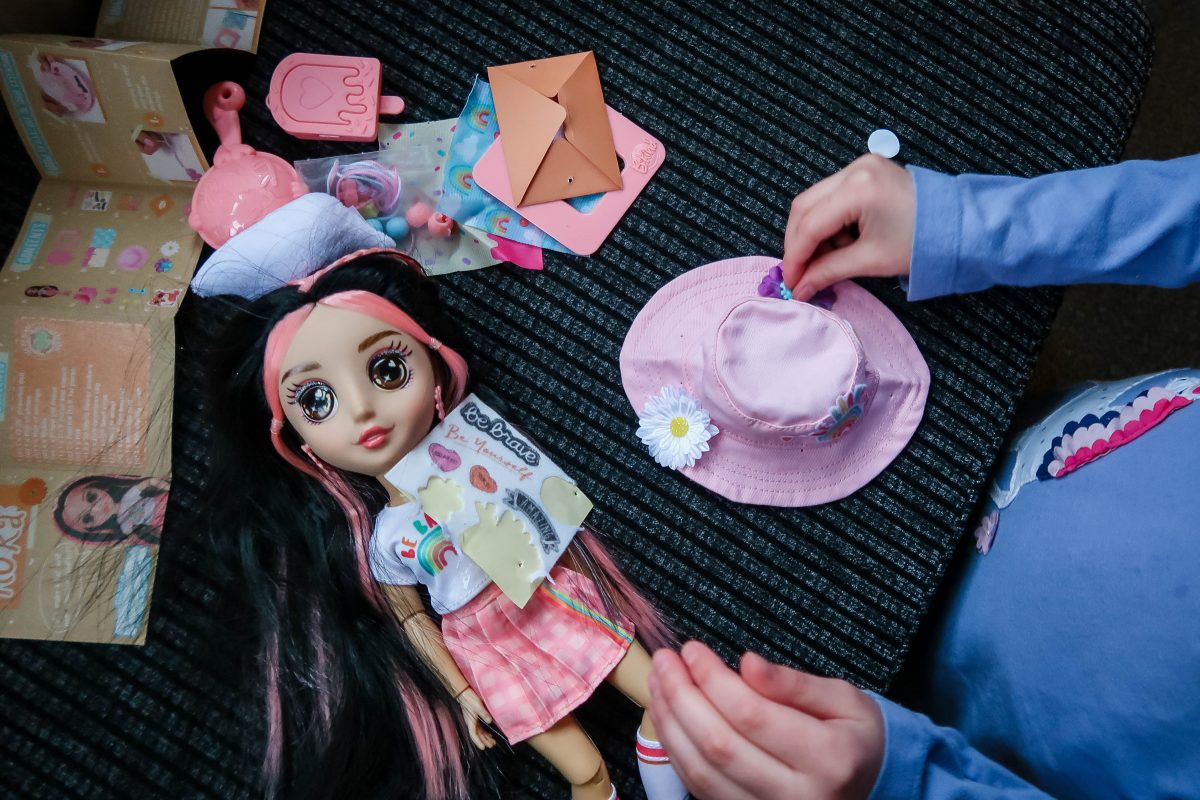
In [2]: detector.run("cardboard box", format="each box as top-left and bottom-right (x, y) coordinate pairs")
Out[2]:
(0, 1), (266, 644)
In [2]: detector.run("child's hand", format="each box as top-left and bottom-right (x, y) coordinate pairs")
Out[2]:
(783, 155), (916, 301)
(647, 641), (883, 800)
(457, 688), (497, 749)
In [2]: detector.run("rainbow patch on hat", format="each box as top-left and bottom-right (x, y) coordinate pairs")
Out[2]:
(413, 514), (457, 575)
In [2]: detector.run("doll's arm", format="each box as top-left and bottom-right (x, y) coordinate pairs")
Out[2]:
(381, 584), (497, 749)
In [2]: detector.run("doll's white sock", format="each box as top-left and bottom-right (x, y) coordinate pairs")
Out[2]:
(636, 728), (687, 800)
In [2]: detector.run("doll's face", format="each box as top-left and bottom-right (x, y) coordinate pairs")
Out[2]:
(61, 483), (115, 532)
(277, 304), (439, 477)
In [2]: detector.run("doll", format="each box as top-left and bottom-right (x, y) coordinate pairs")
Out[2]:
(202, 248), (686, 800)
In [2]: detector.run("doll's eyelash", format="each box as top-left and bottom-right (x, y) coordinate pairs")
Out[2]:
(284, 379), (316, 402)
(374, 340), (413, 360)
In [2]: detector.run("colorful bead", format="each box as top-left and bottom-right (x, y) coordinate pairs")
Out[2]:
(427, 212), (455, 238)
(384, 216), (410, 239)
(406, 201), (434, 228)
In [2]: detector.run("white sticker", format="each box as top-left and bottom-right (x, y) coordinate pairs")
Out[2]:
(867, 129), (901, 159)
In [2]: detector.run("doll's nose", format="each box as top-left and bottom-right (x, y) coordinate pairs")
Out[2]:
(342, 384), (376, 423)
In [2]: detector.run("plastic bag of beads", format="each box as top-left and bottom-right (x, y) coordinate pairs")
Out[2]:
(294, 148), (456, 248)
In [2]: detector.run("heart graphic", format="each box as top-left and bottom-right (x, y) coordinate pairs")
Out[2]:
(298, 76), (334, 109)
(470, 465), (497, 493)
(428, 443), (462, 472)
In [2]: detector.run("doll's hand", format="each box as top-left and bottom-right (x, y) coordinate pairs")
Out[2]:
(647, 641), (883, 800)
(457, 688), (497, 750)
(782, 155), (915, 301)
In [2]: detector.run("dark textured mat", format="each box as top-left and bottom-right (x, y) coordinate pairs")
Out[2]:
(0, 1), (1151, 798)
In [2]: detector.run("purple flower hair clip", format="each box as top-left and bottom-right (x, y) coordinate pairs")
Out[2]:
(757, 264), (793, 300)
(757, 263), (837, 310)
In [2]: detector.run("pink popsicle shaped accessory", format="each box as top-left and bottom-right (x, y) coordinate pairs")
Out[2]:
(267, 53), (405, 142)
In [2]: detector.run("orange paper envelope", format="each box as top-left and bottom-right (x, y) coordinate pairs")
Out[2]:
(487, 52), (624, 207)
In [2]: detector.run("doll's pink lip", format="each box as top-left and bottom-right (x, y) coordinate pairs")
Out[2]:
(357, 425), (393, 449)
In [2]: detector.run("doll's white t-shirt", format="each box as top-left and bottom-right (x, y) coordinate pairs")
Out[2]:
(368, 502), (491, 615)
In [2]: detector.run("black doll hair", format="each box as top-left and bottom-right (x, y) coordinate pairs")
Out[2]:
(202, 252), (673, 800)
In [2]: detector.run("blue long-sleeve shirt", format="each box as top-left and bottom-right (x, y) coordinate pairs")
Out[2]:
(905, 154), (1200, 301)
(869, 156), (1200, 799)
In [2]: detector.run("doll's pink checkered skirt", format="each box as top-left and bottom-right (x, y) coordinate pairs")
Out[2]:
(442, 566), (634, 743)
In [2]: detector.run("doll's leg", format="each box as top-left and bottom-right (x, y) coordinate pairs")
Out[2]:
(606, 643), (688, 800)
(605, 641), (655, 736)
(526, 715), (615, 800)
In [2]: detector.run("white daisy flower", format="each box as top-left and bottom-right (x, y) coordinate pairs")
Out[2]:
(636, 386), (719, 470)
(159, 240), (181, 257)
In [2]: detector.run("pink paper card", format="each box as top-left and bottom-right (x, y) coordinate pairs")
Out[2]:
(472, 107), (665, 256)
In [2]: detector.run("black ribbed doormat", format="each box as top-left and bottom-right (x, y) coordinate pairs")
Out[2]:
(0, 2), (1151, 798)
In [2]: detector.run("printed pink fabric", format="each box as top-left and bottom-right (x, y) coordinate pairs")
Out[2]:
(442, 566), (634, 743)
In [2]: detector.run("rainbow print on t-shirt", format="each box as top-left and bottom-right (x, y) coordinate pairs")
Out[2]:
(413, 513), (456, 575)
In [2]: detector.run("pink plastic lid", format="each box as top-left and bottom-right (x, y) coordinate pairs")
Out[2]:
(266, 53), (405, 142)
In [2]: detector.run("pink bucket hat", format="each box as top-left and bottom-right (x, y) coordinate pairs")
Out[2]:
(620, 256), (930, 506)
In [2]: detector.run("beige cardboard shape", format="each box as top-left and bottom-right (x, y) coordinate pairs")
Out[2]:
(417, 476), (464, 523)
(486, 51), (623, 206)
(459, 502), (542, 608)
(541, 476), (594, 527)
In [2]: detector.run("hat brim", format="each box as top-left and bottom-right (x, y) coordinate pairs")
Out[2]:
(620, 256), (929, 506)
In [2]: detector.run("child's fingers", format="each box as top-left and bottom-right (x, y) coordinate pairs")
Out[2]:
(792, 240), (880, 301)
(678, 641), (826, 770)
(739, 651), (869, 721)
(783, 183), (863, 290)
(649, 649), (789, 800)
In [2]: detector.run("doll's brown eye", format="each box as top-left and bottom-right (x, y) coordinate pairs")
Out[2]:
(296, 382), (337, 422)
(369, 349), (411, 390)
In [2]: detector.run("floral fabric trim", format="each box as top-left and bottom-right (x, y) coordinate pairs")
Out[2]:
(973, 379), (1200, 555)
(757, 263), (837, 309)
(1036, 386), (1196, 480)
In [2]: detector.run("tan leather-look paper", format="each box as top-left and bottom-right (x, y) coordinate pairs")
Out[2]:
(487, 51), (623, 206)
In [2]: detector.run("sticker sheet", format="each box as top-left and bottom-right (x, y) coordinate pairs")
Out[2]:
(384, 394), (593, 607)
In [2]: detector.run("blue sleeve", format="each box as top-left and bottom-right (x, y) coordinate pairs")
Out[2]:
(905, 154), (1200, 301)
(866, 694), (1053, 800)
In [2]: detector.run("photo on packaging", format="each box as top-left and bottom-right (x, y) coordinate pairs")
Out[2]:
(202, 8), (259, 50)
(31, 55), (106, 123)
(135, 131), (205, 182)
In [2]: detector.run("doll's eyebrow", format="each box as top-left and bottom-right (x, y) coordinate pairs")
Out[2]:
(358, 330), (403, 353)
(279, 362), (321, 384)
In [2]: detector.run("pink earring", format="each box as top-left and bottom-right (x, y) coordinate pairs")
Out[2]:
(434, 385), (446, 422)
